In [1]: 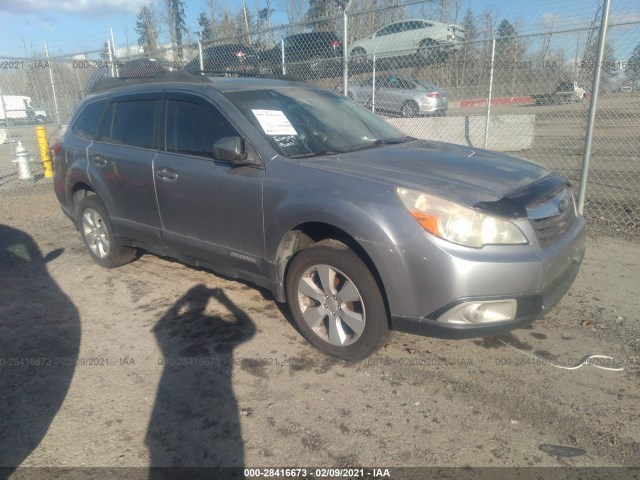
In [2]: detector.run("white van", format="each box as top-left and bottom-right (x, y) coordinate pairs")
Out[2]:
(0, 95), (48, 125)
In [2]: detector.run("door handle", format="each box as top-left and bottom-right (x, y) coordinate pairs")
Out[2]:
(90, 155), (107, 167)
(157, 167), (178, 182)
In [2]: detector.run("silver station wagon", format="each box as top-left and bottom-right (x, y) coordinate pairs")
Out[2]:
(54, 73), (585, 360)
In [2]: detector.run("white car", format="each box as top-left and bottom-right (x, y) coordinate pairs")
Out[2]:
(350, 19), (465, 64)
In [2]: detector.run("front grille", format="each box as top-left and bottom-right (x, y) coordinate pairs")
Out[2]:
(527, 189), (577, 246)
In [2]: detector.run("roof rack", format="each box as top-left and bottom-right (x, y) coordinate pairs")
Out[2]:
(88, 71), (210, 93)
(196, 70), (307, 83)
(87, 69), (308, 94)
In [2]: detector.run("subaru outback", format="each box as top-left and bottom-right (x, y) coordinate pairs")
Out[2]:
(54, 72), (585, 360)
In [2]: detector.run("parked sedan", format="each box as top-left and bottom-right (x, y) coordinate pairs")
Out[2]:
(258, 31), (342, 78)
(183, 43), (259, 72)
(349, 75), (448, 117)
(350, 19), (465, 65)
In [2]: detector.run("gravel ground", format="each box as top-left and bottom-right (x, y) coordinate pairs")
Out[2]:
(1, 184), (639, 479)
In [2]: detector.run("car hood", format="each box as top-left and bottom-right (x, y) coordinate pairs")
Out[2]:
(302, 140), (552, 207)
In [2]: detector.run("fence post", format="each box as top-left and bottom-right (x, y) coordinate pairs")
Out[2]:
(371, 55), (376, 112)
(198, 37), (204, 71)
(281, 39), (286, 75)
(44, 42), (61, 125)
(110, 28), (118, 77)
(342, 9), (349, 97)
(0, 87), (15, 157)
(577, 0), (611, 215)
(484, 38), (496, 149)
(107, 39), (115, 77)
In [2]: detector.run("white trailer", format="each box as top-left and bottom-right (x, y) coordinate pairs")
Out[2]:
(0, 95), (48, 125)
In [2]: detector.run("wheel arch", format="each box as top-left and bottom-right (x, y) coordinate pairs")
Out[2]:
(273, 222), (391, 325)
(71, 182), (96, 218)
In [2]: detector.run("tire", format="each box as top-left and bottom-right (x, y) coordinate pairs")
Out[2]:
(77, 195), (136, 268)
(350, 47), (367, 66)
(417, 39), (439, 64)
(401, 101), (419, 118)
(285, 241), (389, 360)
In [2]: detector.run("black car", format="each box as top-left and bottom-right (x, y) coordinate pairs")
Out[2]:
(258, 32), (343, 78)
(183, 43), (259, 72)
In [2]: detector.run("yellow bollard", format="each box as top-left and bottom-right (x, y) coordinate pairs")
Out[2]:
(35, 125), (54, 178)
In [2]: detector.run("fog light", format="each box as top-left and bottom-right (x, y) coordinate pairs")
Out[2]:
(437, 299), (517, 324)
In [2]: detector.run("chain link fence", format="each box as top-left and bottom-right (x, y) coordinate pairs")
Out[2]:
(1, 0), (638, 235)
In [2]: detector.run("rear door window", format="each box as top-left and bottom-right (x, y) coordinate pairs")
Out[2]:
(98, 99), (158, 148)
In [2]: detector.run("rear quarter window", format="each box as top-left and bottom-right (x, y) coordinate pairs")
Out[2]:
(70, 99), (107, 140)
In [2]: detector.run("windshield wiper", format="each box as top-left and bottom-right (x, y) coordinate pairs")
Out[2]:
(289, 150), (346, 159)
(344, 136), (413, 153)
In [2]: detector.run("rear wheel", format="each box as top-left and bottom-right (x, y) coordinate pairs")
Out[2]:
(417, 39), (439, 64)
(350, 47), (367, 67)
(77, 195), (136, 268)
(401, 101), (419, 118)
(285, 241), (389, 360)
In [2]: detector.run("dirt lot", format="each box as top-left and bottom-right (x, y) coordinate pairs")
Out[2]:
(0, 185), (639, 479)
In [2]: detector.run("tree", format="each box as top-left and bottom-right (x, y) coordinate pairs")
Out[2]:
(165, 0), (188, 59)
(627, 42), (640, 88)
(495, 19), (518, 59)
(135, 5), (159, 54)
(580, 41), (617, 91)
(494, 19), (526, 95)
(306, 0), (338, 31)
(197, 11), (213, 41)
(99, 41), (110, 62)
(454, 7), (480, 92)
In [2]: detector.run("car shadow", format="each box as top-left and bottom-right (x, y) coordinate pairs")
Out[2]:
(0, 224), (80, 473)
(146, 284), (255, 478)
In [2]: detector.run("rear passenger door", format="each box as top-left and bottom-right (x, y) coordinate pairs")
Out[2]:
(154, 92), (265, 276)
(88, 93), (162, 247)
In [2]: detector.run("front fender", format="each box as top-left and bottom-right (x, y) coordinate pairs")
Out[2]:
(265, 190), (421, 261)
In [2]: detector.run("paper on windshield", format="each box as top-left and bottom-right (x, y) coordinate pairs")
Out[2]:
(252, 109), (298, 136)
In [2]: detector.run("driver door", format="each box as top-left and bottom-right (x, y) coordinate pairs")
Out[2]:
(154, 92), (265, 276)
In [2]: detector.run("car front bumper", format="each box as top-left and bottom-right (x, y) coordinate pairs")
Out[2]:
(364, 214), (586, 339)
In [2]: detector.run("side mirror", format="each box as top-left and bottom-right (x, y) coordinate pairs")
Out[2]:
(213, 136), (247, 163)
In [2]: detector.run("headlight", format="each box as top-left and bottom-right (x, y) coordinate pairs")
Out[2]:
(397, 188), (528, 248)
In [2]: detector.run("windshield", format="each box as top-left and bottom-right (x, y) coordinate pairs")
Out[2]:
(224, 87), (409, 158)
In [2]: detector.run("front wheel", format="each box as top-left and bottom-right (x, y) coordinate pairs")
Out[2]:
(285, 241), (389, 360)
(77, 195), (136, 268)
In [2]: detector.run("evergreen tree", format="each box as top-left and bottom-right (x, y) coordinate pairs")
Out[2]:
(581, 41), (617, 90)
(627, 42), (640, 88)
(197, 11), (213, 41)
(462, 7), (478, 43)
(135, 5), (159, 54)
(306, 0), (337, 31)
(165, 0), (188, 59)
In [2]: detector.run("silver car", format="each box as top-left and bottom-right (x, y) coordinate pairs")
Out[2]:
(54, 73), (585, 360)
(350, 19), (465, 64)
(349, 75), (448, 116)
